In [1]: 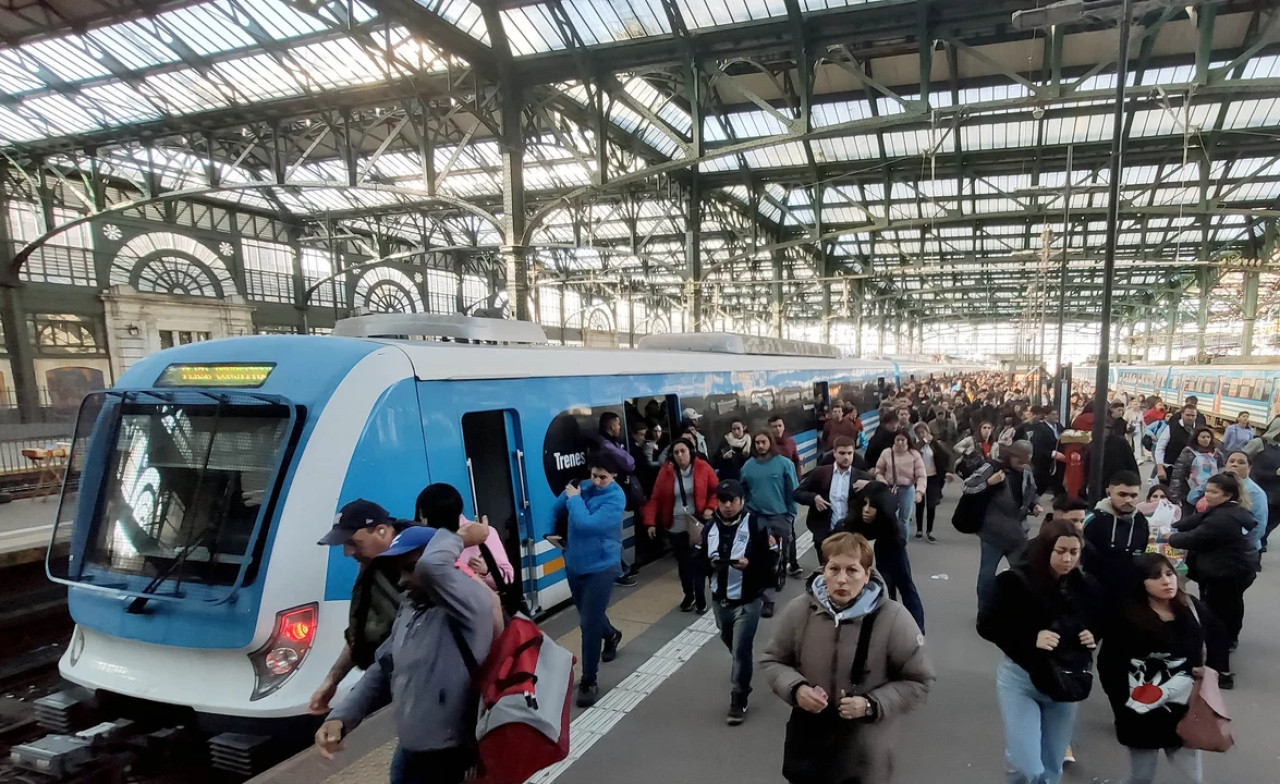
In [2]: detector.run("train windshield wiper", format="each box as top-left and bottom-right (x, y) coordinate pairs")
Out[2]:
(125, 526), (218, 613)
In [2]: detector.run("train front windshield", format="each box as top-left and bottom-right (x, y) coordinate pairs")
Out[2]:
(82, 396), (294, 589)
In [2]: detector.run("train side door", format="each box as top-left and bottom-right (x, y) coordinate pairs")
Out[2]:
(460, 410), (535, 607)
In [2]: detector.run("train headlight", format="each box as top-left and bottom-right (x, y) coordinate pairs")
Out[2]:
(248, 603), (317, 701)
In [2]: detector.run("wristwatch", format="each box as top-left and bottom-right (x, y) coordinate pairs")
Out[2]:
(863, 697), (880, 721)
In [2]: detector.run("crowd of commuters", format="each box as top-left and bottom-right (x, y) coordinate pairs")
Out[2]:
(306, 369), (1267, 784)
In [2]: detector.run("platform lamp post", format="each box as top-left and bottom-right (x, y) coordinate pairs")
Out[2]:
(1014, 0), (1133, 501)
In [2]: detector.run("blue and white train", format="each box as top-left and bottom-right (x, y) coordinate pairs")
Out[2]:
(45, 315), (975, 750)
(1103, 362), (1280, 427)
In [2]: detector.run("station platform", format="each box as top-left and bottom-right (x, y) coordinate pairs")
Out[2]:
(0, 497), (65, 567)
(255, 494), (1280, 784)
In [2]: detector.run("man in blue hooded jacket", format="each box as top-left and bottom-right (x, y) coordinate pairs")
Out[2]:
(552, 451), (627, 707)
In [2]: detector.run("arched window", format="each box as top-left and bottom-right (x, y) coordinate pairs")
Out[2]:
(355, 267), (424, 313)
(111, 233), (235, 298)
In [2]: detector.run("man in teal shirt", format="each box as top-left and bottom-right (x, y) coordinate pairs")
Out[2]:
(739, 429), (798, 617)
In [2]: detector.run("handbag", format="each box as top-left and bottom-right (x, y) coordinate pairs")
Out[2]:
(1176, 667), (1233, 751)
(951, 483), (991, 535)
(1176, 601), (1233, 752)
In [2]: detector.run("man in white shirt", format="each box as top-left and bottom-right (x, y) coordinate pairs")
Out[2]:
(794, 437), (871, 552)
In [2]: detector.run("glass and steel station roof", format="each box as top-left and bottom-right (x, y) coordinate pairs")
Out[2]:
(4, 0), (1280, 324)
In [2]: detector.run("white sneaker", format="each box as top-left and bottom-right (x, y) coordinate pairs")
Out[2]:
(1063, 745), (1076, 764)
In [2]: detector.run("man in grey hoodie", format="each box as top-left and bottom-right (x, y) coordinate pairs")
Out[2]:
(316, 520), (494, 784)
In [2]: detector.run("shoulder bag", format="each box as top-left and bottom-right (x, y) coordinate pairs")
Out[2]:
(1176, 601), (1233, 752)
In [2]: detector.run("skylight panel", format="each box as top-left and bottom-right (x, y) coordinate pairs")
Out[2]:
(502, 5), (567, 56)
(561, 0), (670, 45)
(1222, 98), (1280, 130)
(727, 109), (789, 138)
(78, 82), (163, 125)
(156, 5), (258, 54)
(19, 94), (100, 136)
(814, 133), (875, 160)
(14, 37), (104, 86)
(675, 0), (788, 30)
(418, 0), (489, 43)
(213, 54), (298, 101)
(812, 100), (872, 126)
(141, 69), (233, 113)
(1242, 54), (1280, 80)
(289, 38), (401, 89)
(0, 107), (43, 143)
(84, 22), (181, 70)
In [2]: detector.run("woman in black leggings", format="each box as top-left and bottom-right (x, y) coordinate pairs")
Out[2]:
(913, 422), (952, 542)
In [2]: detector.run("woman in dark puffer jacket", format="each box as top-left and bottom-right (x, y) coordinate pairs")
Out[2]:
(1168, 472), (1259, 689)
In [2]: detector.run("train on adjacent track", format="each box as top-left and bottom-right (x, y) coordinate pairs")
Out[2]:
(40, 315), (981, 771)
(1093, 362), (1280, 428)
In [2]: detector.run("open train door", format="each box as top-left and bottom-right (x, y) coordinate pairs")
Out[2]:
(461, 410), (538, 612)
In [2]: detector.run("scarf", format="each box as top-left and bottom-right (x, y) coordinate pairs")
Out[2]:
(724, 432), (750, 450)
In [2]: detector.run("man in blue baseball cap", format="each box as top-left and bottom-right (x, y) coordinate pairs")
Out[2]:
(317, 515), (494, 784)
(310, 499), (415, 716)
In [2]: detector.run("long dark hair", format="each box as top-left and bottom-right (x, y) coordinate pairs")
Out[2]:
(1127, 553), (1193, 633)
(1205, 472), (1242, 504)
(1191, 426), (1217, 452)
(1024, 518), (1083, 588)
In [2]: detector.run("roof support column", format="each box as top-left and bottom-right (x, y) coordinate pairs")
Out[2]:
(1242, 269), (1260, 357)
(1195, 267), (1212, 357)
(1166, 293), (1180, 361)
(685, 59), (705, 331)
(500, 82), (529, 321)
(771, 247), (784, 338)
(854, 280), (864, 358)
(0, 167), (39, 422)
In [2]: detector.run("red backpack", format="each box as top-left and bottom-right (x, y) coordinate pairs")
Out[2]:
(450, 614), (576, 784)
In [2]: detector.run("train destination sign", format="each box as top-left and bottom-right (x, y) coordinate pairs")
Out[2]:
(155, 363), (276, 388)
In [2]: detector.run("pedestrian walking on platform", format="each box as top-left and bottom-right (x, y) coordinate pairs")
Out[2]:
(978, 519), (1102, 784)
(1098, 553), (1208, 784)
(552, 452), (628, 707)
(874, 431), (926, 543)
(762, 532), (934, 784)
(317, 522), (495, 784)
(702, 479), (774, 725)
(643, 438), (717, 613)
(740, 429), (799, 618)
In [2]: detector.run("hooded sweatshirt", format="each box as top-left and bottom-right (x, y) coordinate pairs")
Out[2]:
(1082, 498), (1150, 600)
(761, 570), (935, 784)
(551, 480), (625, 577)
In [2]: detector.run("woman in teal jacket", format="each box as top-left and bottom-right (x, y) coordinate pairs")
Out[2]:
(552, 452), (627, 707)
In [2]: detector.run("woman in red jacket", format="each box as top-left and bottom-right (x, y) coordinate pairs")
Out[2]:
(645, 437), (719, 612)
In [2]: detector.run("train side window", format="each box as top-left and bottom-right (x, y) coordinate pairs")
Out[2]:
(624, 393), (677, 468)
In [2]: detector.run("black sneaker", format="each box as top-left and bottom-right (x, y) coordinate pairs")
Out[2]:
(576, 680), (599, 708)
(927, 534), (938, 543)
(1218, 671), (1235, 690)
(761, 601), (775, 619)
(915, 531), (924, 540)
(680, 596), (695, 613)
(727, 694), (747, 725)
(695, 603), (708, 615)
(787, 565), (804, 578)
(601, 630), (622, 662)
(615, 573), (638, 587)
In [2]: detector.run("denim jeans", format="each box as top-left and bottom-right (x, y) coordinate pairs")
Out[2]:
(873, 540), (925, 633)
(389, 746), (473, 784)
(712, 599), (763, 698)
(670, 530), (706, 609)
(891, 486), (916, 542)
(978, 538), (1020, 614)
(1126, 747), (1203, 784)
(995, 656), (1079, 784)
(567, 569), (620, 682)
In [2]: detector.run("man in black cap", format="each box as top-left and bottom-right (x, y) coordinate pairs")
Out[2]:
(309, 499), (414, 715)
(701, 478), (775, 727)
